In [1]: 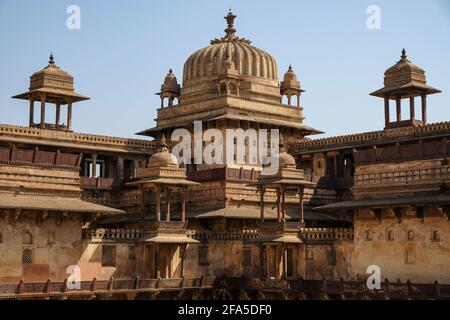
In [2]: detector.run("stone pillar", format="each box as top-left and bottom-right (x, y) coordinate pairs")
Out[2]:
(384, 96), (390, 128)
(140, 184), (145, 218)
(29, 97), (34, 127)
(276, 189), (281, 222)
(396, 97), (401, 122)
(180, 188), (186, 222)
(421, 94), (427, 125)
(180, 245), (186, 278)
(67, 101), (72, 131)
(40, 95), (46, 128)
(133, 159), (139, 178)
(282, 245), (288, 279)
(281, 185), (286, 222)
(116, 156), (124, 179)
(165, 188), (171, 222)
(91, 153), (97, 178)
(409, 96), (415, 121)
(155, 244), (161, 279)
(155, 185), (161, 222)
(259, 243), (264, 279)
(299, 186), (305, 226)
(259, 186), (265, 223)
(287, 94), (291, 106)
(55, 102), (61, 126)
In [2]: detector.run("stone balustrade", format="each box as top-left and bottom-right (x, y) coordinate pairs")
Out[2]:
(0, 276), (448, 300)
(299, 228), (354, 241)
(83, 228), (143, 240)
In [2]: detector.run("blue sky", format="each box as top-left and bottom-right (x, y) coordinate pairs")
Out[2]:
(0, 0), (449, 139)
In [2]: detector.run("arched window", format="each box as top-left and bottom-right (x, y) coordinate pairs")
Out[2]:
(219, 82), (227, 95)
(387, 230), (395, 241)
(22, 231), (33, 245)
(364, 230), (373, 241)
(0, 232), (3, 243)
(22, 248), (33, 264)
(48, 232), (55, 245)
(407, 230), (414, 241)
(229, 83), (238, 95)
(432, 230), (440, 241)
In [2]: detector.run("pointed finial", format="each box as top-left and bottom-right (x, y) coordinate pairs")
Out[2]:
(49, 53), (55, 65)
(224, 9), (237, 39)
(158, 134), (169, 152)
(288, 64), (293, 72)
(168, 68), (173, 74)
(279, 133), (286, 152)
(401, 48), (407, 61)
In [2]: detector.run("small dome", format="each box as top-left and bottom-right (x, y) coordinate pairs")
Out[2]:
(283, 65), (298, 83)
(160, 69), (180, 95)
(277, 134), (296, 168)
(280, 65), (302, 97)
(147, 135), (178, 168)
(278, 151), (296, 168)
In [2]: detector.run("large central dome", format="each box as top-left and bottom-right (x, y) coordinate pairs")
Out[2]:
(182, 11), (279, 99)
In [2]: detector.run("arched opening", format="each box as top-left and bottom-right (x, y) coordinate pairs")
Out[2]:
(219, 82), (227, 95)
(48, 232), (55, 245)
(387, 230), (394, 241)
(432, 230), (440, 241)
(23, 231), (33, 245)
(229, 83), (238, 95)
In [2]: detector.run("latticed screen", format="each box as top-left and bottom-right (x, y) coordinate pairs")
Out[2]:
(22, 248), (32, 264)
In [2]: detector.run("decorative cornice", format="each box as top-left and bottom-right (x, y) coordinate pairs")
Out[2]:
(290, 121), (450, 153)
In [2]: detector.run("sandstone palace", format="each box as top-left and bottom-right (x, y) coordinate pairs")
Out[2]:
(0, 11), (449, 300)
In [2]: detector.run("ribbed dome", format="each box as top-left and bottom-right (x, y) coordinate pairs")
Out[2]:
(147, 135), (178, 168)
(183, 42), (278, 84)
(182, 11), (278, 87)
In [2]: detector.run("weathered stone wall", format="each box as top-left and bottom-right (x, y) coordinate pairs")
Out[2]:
(303, 242), (353, 280)
(0, 214), (136, 283)
(351, 214), (450, 283)
(0, 214), (83, 283)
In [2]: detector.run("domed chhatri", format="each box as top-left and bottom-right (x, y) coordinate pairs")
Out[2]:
(280, 65), (304, 107)
(147, 135), (179, 168)
(12, 54), (89, 131)
(16, 53), (89, 102)
(181, 10), (279, 103)
(158, 68), (181, 107)
(370, 49), (441, 129)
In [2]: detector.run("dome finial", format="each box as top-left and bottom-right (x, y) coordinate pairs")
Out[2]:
(158, 134), (169, 152)
(401, 48), (407, 61)
(224, 9), (237, 39)
(279, 133), (286, 152)
(288, 64), (292, 71)
(49, 53), (55, 65)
